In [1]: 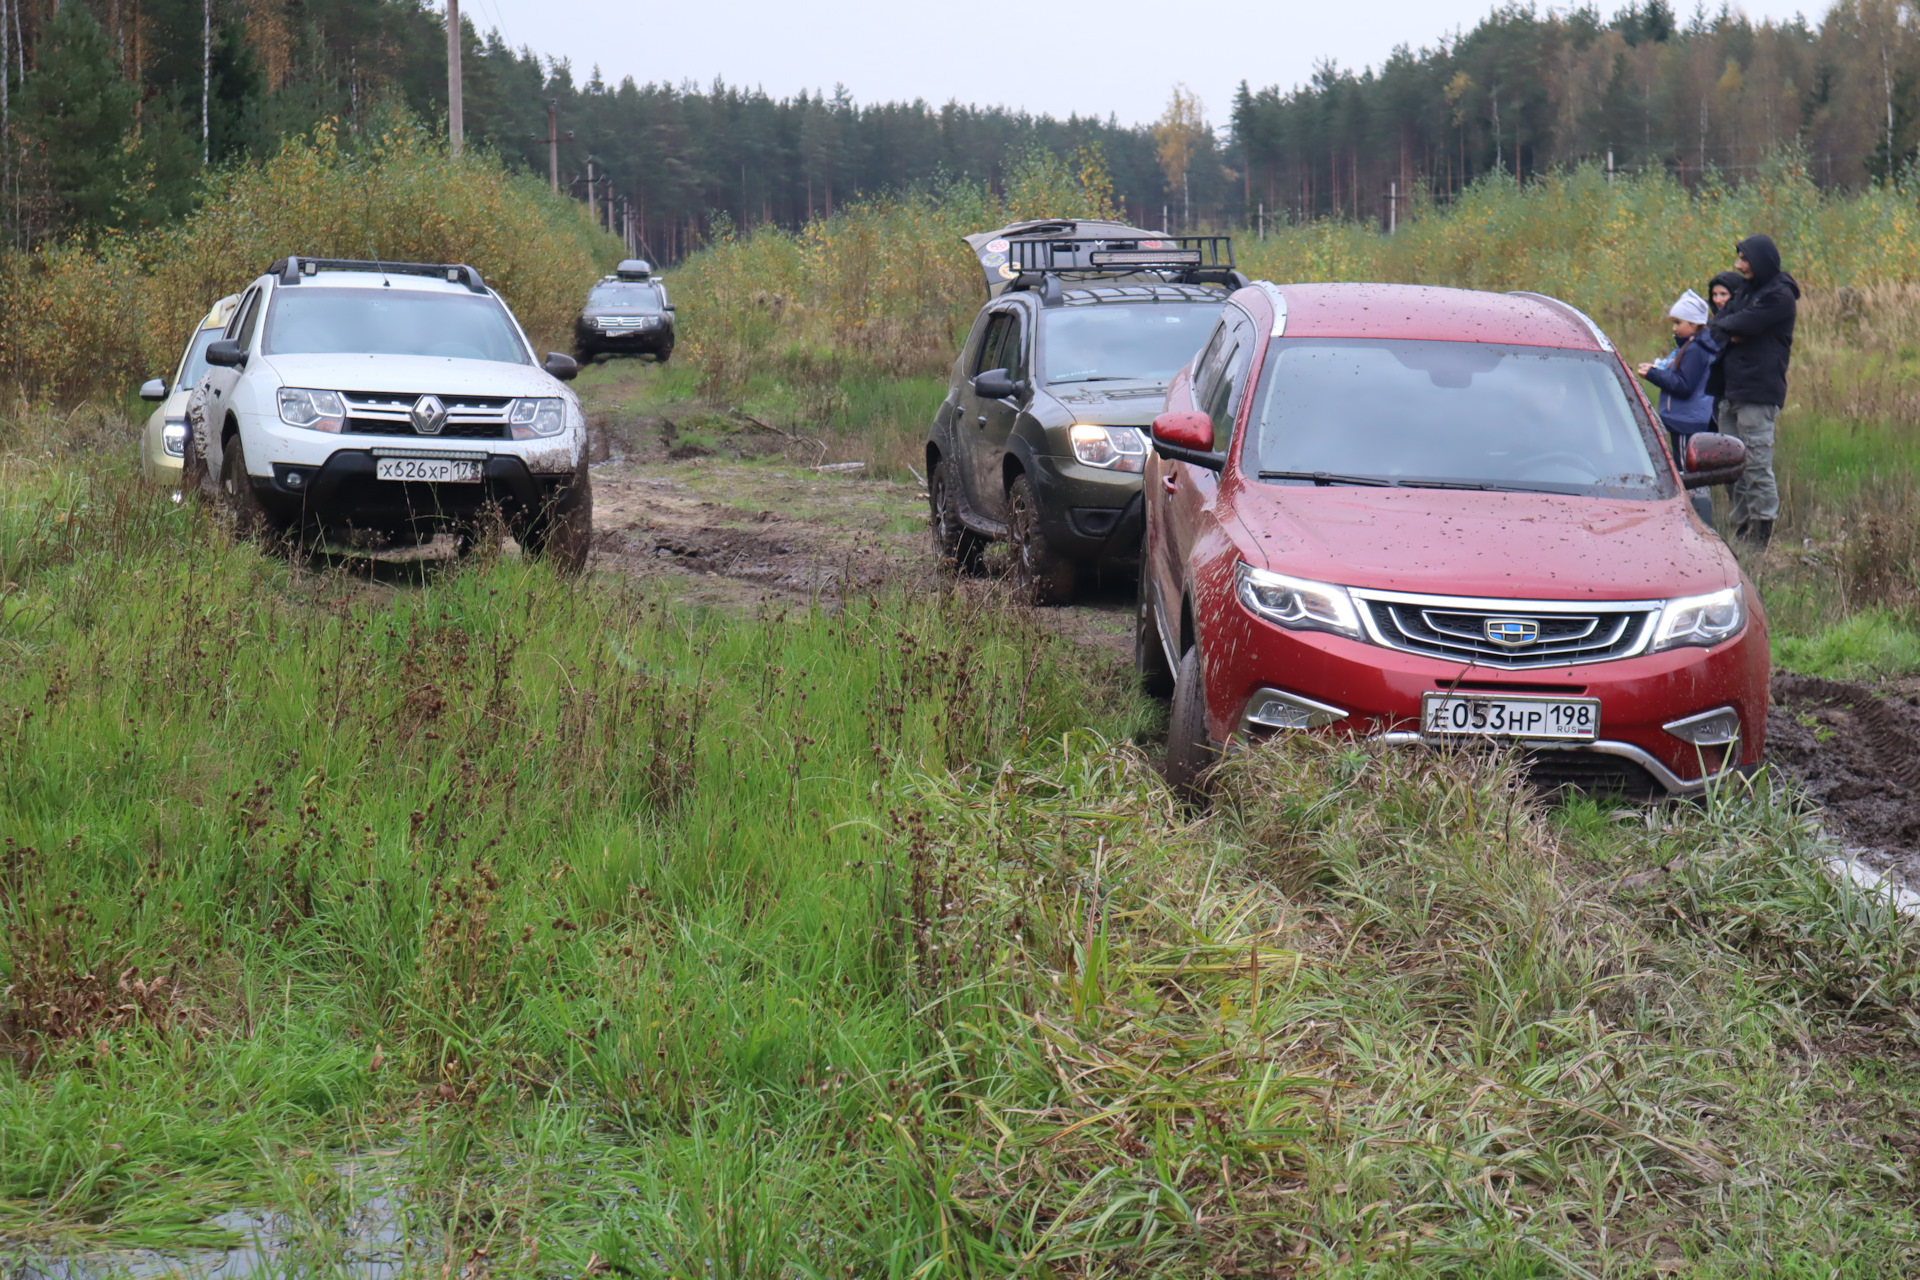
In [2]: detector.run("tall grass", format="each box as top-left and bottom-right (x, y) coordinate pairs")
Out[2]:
(0, 122), (624, 397)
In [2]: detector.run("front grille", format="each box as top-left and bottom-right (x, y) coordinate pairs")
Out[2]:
(593, 316), (661, 333)
(1522, 750), (1664, 799)
(1355, 589), (1658, 669)
(341, 391), (513, 440)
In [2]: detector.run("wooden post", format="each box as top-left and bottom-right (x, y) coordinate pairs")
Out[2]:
(547, 99), (558, 192)
(446, 0), (463, 157)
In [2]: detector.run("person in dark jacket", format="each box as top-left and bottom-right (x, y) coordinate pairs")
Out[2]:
(1708, 235), (1798, 549)
(1707, 270), (1743, 320)
(1638, 289), (1720, 526)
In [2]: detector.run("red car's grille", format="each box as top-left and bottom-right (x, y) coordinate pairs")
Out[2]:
(1361, 598), (1657, 668)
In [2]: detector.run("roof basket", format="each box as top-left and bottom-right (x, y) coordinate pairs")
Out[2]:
(1002, 235), (1243, 301)
(268, 256), (489, 294)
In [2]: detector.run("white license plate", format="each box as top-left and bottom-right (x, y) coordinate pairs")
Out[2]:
(375, 457), (483, 484)
(1421, 692), (1600, 742)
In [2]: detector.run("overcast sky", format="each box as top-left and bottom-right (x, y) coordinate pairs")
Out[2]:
(465, 0), (1819, 129)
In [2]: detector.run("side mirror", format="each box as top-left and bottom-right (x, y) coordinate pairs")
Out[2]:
(971, 368), (1016, 400)
(1681, 432), (1746, 489)
(544, 351), (580, 382)
(1150, 411), (1224, 471)
(139, 378), (167, 401)
(664, 303), (676, 312)
(205, 339), (247, 368)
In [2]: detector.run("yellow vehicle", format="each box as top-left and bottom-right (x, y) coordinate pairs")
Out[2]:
(137, 294), (241, 482)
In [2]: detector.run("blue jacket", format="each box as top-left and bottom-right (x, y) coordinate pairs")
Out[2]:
(1642, 327), (1721, 432)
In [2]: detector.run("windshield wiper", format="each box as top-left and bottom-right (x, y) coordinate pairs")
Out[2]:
(1049, 375), (1141, 385)
(1257, 470), (1395, 487)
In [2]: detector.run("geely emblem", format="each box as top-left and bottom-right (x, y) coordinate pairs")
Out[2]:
(410, 394), (448, 435)
(1484, 618), (1540, 647)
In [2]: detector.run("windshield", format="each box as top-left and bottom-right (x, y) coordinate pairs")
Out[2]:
(588, 282), (662, 310)
(1244, 339), (1669, 497)
(263, 288), (530, 364)
(1041, 302), (1221, 384)
(174, 328), (221, 390)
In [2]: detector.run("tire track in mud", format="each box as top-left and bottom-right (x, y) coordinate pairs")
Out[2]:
(1768, 673), (1920, 881)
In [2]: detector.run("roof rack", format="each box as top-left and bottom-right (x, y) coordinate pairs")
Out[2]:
(267, 256), (489, 295)
(1002, 235), (1244, 303)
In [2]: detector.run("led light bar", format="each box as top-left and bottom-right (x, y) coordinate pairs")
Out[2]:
(1088, 249), (1204, 267)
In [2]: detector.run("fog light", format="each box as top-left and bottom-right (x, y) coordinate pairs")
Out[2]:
(284, 470), (306, 489)
(1241, 687), (1348, 733)
(1664, 706), (1740, 746)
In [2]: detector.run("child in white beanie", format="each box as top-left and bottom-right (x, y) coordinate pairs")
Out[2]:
(1637, 289), (1721, 524)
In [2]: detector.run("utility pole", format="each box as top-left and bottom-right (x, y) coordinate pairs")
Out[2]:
(586, 157), (597, 226)
(1388, 181), (1397, 235)
(446, 0), (462, 157)
(546, 99), (558, 192)
(2, 0), (9, 246)
(201, 0), (210, 166)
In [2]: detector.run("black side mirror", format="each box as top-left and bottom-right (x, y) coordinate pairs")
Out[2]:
(1681, 432), (1747, 489)
(544, 351), (580, 382)
(971, 368), (1016, 400)
(664, 303), (676, 312)
(205, 339), (246, 368)
(139, 378), (167, 401)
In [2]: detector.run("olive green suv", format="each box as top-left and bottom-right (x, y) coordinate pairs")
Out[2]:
(925, 220), (1241, 602)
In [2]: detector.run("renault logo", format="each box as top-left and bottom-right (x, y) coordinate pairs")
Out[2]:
(410, 394), (448, 435)
(1484, 618), (1540, 647)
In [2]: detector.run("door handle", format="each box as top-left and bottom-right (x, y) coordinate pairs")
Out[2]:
(1162, 472), (1179, 494)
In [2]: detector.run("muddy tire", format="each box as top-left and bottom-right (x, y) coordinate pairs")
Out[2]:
(179, 427), (209, 504)
(1135, 574), (1175, 699)
(215, 434), (283, 543)
(929, 455), (984, 575)
(1006, 472), (1075, 605)
(656, 344), (674, 364)
(1165, 645), (1219, 806)
(520, 470), (593, 576)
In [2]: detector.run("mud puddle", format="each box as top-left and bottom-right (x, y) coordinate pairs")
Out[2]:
(1768, 673), (1920, 887)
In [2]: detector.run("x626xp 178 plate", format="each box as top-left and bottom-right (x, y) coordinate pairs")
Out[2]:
(375, 457), (483, 483)
(1421, 692), (1600, 741)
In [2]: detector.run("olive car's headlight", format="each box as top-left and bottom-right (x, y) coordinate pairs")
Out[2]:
(161, 418), (188, 457)
(1234, 562), (1364, 640)
(277, 387), (345, 433)
(1652, 585), (1746, 651)
(510, 398), (568, 439)
(1068, 424), (1147, 474)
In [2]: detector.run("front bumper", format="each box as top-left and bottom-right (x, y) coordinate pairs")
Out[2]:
(576, 323), (673, 352)
(1030, 453), (1145, 568)
(1203, 614), (1769, 794)
(247, 448), (572, 534)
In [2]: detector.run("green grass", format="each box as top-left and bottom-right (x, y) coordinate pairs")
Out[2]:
(1774, 608), (1920, 680)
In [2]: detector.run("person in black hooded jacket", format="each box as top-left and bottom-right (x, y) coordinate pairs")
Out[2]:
(1707, 235), (1798, 549)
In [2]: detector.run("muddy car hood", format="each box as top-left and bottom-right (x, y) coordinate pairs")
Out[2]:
(258, 353), (569, 399)
(1235, 484), (1738, 600)
(1039, 381), (1169, 427)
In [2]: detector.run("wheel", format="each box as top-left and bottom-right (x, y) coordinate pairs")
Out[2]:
(1164, 645), (1219, 805)
(1006, 472), (1075, 605)
(1135, 573), (1175, 699)
(215, 433), (284, 542)
(928, 455), (984, 575)
(178, 423), (209, 503)
(520, 469), (593, 575)
(656, 344), (673, 364)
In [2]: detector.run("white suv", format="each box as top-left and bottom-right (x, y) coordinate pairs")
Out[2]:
(184, 256), (592, 571)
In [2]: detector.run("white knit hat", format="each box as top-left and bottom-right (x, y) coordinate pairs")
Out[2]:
(1669, 289), (1710, 325)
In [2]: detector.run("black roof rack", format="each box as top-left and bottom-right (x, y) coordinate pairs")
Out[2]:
(267, 256), (489, 294)
(1002, 235), (1244, 304)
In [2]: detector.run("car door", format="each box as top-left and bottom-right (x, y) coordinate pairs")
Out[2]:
(958, 306), (1025, 519)
(1157, 307), (1256, 651)
(199, 284), (264, 481)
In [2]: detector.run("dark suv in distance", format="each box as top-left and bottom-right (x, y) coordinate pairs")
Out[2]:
(574, 259), (675, 363)
(925, 219), (1242, 603)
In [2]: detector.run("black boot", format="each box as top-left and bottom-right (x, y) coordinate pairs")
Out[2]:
(1738, 519), (1773, 550)
(1733, 520), (1750, 542)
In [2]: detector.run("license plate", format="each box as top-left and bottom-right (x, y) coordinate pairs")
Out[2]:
(375, 457), (483, 483)
(1421, 692), (1600, 742)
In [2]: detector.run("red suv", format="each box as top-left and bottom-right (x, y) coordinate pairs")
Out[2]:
(1138, 282), (1767, 798)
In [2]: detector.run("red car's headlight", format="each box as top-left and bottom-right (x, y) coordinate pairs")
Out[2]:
(1234, 562), (1365, 640)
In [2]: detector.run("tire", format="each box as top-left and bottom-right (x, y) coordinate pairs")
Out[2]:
(928, 455), (984, 575)
(520, 469), (593, 576)
(1006, 472), (1076, 606)
(1135, 572), (1175, 699)
(656, 344), (674, 364)
(1164, 645), (1219, 805)
(215, 433), (283, 542)
(179, 423), (209, 503)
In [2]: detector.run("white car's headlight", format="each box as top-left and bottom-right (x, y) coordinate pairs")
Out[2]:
(1234, 562), (1364, 640)
(1652, 585), (1746, 651)
(1068, 424), (1147, 474)
(510, 397), (568, 439)
(161, 418), (188, 457)
(277, 387), (345, 433)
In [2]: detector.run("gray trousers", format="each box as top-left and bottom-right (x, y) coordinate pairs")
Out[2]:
(1716, 399), (1780, 524)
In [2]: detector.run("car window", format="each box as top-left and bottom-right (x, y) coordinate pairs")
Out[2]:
(174, 328), (221, 390)
(588, 282), (661, 310)
(974, 311), (1016, 377)
(1001, 312), (1028, 382)
(1244, 338), (1670, 498)
(1203, 341), (1255, 450)
(1040, 302), (1221, 385)
(226, 288), (260, 341)
(263, 288), (532, 364)
(1189, 319), (1228, 401)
